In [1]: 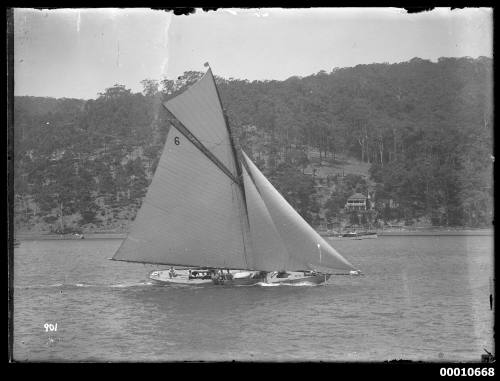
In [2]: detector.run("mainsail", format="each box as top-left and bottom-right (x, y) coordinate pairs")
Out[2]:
(112, 69), (250, 269)
(112, 67), (357, 274)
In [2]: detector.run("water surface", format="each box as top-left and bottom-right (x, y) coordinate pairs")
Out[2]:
(13, 235), (494, 362)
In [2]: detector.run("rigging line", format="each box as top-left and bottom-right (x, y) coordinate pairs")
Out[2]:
(161, 105), (241, 186)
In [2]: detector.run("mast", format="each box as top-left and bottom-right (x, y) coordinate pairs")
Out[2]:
(206, 63), (253, 269)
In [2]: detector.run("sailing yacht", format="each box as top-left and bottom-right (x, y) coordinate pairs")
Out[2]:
(111, 65), (359, 286)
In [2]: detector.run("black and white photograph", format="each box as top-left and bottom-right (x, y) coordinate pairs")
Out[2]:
(9, 7), (494, 365)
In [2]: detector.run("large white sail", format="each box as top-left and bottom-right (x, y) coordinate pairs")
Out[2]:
(163, 68), (238, 178)
(242, 151), (356, 273)
(241, 165), (291, 271)
(112, 70), (250, 269)
(112, 127), (248, 268)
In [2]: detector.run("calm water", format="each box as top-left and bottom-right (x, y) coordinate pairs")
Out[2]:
(12, 236), (494, 362)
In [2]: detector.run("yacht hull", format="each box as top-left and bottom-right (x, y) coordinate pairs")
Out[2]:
(265, 272), (331, 285)
(148, 269), (264, 286)
(149, 270), (331, 286)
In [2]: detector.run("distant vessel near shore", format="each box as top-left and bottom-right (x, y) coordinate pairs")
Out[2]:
(380, 229), (493, 236)
(317, 228), (492, 238)
(318, 230), (378, 240)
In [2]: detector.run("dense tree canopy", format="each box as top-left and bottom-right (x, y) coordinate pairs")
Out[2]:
(13, 57), (493, 231)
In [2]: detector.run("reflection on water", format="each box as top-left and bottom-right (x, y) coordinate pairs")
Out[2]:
(13, 236), (494, 362)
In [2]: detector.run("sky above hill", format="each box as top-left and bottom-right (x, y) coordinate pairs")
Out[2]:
(13, 7), (492, 99)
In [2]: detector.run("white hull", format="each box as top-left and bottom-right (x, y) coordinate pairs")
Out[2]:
(148, 269), (264, 286)
(149, 270), (213, 285)
(265, 272), (331, 285)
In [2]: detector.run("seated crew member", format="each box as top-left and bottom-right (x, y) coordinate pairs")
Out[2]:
(277, 271), (289, 278)
(169, 267), (176, 278)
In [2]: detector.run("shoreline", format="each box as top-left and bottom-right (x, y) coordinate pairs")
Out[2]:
(15, 233), (127, 240)
(319, 228), (493, 238)
(14, 228), (493, 241)
(378, 230), (492, 236)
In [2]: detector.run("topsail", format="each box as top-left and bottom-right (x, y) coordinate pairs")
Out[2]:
(112, 68), (356, 274)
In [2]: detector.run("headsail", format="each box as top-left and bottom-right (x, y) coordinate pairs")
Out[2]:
(241, 151), (357, 273)
(241, 164), (290, 271)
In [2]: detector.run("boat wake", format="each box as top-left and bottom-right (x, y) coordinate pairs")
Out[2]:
(75, 283), (93, 287)
(256, 282), (280, 287)
(16, 283), (65, 289)
(16, 281), (156, 290)
(16, 283), (78, 290)
(110, 281), (155, 288)
(17, 280), (324, 290)
(283, 281), (320, 287)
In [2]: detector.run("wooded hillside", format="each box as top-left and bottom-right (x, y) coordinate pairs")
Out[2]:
(13, 56), (493, 233)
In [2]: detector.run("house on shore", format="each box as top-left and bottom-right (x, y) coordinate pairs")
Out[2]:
(345, 193), (372, 211)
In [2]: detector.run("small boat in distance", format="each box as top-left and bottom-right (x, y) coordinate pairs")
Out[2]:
(344, 231), (378, 240)
(111, 65), (359, 286)
(357, 231), (378, 239)
(342, 231), (358, 238)
(320, 230), (378, 240)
